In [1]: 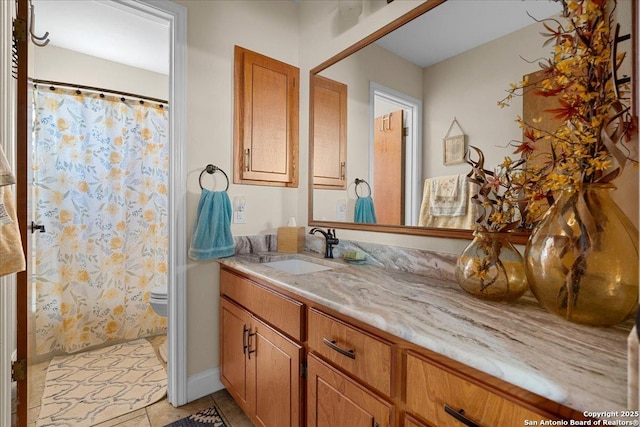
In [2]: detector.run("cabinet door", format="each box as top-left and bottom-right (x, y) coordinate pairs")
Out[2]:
(312, 75), (347, 189)
(220, 298), (251, 410)
(234, 45), (299, 187)
(307, 353), (393, 427)
(250, 317), (303, 427)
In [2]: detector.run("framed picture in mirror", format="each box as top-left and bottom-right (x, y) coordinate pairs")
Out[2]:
(443, 134), (465, 165)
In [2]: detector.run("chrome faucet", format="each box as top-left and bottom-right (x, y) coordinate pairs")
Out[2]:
(309, 228), (339, 259)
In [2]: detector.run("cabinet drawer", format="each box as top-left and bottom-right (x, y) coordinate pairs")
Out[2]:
(307, 308), (392, 396)
(405, 351), (548, 427)
(307, 353), (393, 427)
(220, 269), (304, 341)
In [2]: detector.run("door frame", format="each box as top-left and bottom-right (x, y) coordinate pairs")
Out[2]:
(369, 81), (422, 226)
(114, 0), (188, 408)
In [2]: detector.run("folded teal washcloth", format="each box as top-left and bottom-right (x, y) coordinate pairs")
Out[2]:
(354, 196), (377, 224)
(188, 190), (235, 260)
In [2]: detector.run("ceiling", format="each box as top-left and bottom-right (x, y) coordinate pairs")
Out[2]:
(376, 0), (562, 68)
(32, 0), (169, 75)
(31, 0), (561, 75)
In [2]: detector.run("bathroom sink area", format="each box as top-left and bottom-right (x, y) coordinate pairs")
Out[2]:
(240, 252), (344, 275)
(263, 258), (334, 275)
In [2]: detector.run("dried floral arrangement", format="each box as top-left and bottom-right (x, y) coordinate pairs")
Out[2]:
(492, 0), (639, 322)
(498, 0), (637, 211)
(464, 146), (526, 232)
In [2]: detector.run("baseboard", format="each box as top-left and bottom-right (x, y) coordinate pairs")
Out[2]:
(186, 367), (225, 403)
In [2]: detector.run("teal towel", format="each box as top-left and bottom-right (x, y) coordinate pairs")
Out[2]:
(188, 190), (235, 260)
(354, 196), (377, 224)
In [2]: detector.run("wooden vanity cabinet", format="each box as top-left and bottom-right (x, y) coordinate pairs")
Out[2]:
(220, 270), (304, 427)
(307, 353), (393, 427)
(307, 308), (392, 397)
(233, 45), (299, 188)
(403, 414), (429, 427)
(405, 351), (550, 427)
(219, 266), (586, 427)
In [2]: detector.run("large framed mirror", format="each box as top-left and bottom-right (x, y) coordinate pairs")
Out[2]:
(308, 0), (636, 243)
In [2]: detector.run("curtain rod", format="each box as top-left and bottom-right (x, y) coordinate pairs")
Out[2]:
(29, 78), (168, 105)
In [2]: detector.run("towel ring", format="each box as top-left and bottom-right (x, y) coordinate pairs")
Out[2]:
(199, 164), (229, 191)
(354, 178), (371, 198)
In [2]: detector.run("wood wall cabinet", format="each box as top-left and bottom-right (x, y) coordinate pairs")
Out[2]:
(307, 353), (393, 427)
(220, 271), (304, 427)
(234, 45), (299, 187)
(311, 75), (347, 189)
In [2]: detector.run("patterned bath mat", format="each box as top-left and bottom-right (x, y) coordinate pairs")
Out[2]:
(165, 406), (228, 426)
(37, 338), (167, 426)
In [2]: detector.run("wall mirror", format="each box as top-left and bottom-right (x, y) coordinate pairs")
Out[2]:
(308, 0), (635, 242)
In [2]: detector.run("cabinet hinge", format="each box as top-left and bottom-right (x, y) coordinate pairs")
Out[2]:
(301, 361), (307, 379)
(12, 18), (27, 43)
(12, 359), (26, 382)
(403, 127), (408, 137)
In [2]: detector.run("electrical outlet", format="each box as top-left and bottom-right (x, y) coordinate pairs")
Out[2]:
(234, 210), (246, 224)
(233, 196), (246, 224)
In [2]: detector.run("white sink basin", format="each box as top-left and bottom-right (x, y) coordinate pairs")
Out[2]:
(263, 259), (333, 275)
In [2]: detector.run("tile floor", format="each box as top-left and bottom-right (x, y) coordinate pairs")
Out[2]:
(26, 335), (253, 427)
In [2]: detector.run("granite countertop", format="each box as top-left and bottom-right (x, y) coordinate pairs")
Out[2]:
(218, 251), (632, 414)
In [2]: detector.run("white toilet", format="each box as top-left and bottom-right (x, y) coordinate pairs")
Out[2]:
(149, 285), (168, 317)
(149, 285), (168, 362)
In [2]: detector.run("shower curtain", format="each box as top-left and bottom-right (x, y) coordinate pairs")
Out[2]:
(32, 85), (169, 355)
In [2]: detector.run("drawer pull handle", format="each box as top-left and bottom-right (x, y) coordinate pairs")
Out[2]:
(444, 404), (481, 427)
(322, 338), (355, 360)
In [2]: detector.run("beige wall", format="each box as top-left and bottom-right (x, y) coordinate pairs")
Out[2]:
(175, 0), (300, 377)
(422, 19), (549, 180)
(31, 45), (168, 100)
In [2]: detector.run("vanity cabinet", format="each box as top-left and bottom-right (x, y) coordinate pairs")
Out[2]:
(219, 270), (304, 427)
(311, 75), (347, 189)
(405, 351), (549, 427)
(307, 353), (393, 427)
(233, 45), (299, 188)
(307, 308), (392, 397)
(219, 265), (588, 427)
(403, 414), (428, 427)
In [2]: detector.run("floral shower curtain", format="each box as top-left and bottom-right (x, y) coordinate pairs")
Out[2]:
(32, 86), (169, 355)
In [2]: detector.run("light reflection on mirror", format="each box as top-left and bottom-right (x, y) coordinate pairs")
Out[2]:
(311, 0), (566, 231)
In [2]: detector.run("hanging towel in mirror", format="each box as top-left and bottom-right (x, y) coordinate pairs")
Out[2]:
(0, 145), (26, 277)
(429, 174), (467, 216)
(188, 190), (235, 260)
(354, 196), (377, 224)
(431, 174), (459, 201)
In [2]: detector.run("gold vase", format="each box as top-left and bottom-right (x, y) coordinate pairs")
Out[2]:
(525, 183), (638, 326)
(455, 231), (528, 302)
